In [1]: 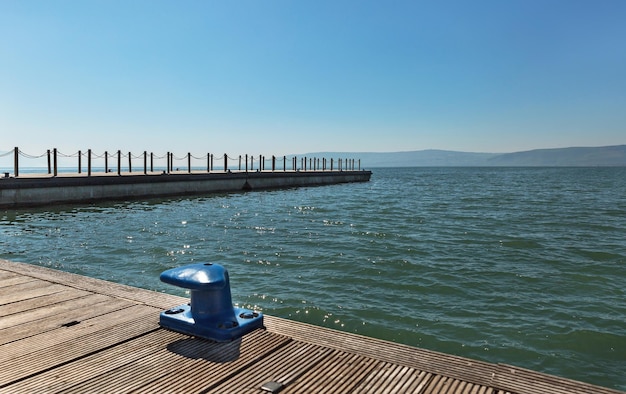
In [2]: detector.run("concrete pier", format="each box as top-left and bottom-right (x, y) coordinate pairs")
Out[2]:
(0, 170), (372, 208)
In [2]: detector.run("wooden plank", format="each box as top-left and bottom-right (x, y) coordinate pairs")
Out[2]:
(284, 351), (381, 394)
(0, 303), (155, 363)
(423, 375), (458, 394)
(0, 259), (187, 309)
(0, 304), (159, 386)
(0, 273), (37, 288)
(0, 280), (68, 305)
(0, 270), (19, 281)
(205, 341), (333, 394)
(0, 279), (49, 297)
(493, 364), (624, 394)
(352, 363), (433, 394)
(394, 370), (436, 394)
(0, 293), (113, 329)
(264, 315), (499, 388)
(421, 376), (510, 394)
(60, 329), (291, 393)
(0, 296), (135, 345)
(0, 288), (90, 317)
(136, 330), (291, 393)
(1, 329), (183, 393)
(361, 364), (413, 393)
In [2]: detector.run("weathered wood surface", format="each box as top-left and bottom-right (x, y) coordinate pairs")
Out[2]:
(0, 259), (622, 394)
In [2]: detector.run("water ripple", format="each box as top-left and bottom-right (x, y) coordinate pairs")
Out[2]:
(1, 167), (625, 390)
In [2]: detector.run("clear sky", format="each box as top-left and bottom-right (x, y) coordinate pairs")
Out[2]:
(1, 0), (625, 158)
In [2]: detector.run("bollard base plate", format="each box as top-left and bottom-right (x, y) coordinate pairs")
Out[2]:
(159, 303), (264, 342)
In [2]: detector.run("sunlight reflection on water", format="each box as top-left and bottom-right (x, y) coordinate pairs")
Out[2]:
(1, 167), (625, 390)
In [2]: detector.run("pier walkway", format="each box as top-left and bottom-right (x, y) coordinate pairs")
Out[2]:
(0, 169), (371, 208)
(0, 259), (622, 394)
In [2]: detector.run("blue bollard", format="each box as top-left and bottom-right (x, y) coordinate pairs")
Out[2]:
(159, 263), (263, 342)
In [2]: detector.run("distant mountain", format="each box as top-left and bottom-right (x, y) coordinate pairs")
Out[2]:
(302, 145), (626, 167)
(485, 145), (626, 166)
(301, 150), (499, 167)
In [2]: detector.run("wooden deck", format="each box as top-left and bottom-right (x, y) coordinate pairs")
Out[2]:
(0, 259), (622, 394)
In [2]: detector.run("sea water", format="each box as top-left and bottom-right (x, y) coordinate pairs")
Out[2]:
(1, 167), (625, 390)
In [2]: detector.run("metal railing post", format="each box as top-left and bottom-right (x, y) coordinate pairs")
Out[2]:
(13, 147), (19, 177)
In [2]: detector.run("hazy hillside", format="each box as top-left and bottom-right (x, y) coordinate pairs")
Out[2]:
(485, 145), (626, 166)
(303, 145), (626, 167)
(354, 150), (499, 167)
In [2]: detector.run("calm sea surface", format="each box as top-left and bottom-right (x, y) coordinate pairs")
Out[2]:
(1, 167), (625, 390)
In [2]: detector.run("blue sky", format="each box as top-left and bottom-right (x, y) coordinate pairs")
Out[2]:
(1, 0), (625, 158)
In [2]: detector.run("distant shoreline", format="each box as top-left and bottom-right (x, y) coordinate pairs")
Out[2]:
(302, 145), (626, 167)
